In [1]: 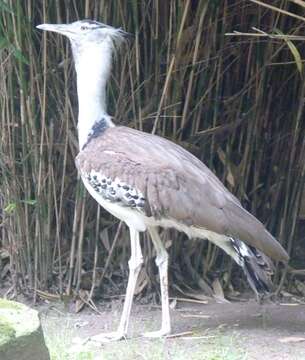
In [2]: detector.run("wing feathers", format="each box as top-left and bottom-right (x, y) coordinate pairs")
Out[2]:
(76, 126), (288, 262)
(223, 202), (288, 261)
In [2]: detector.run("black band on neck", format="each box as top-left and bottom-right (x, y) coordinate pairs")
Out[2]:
(82, 117), (109, 150)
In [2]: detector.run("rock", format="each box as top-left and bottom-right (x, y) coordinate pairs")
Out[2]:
(0, 299), (50, 360)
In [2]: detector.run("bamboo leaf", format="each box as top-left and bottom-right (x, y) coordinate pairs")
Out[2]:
(249, 0), (305, 22)
(10, 45), (29, 65)
(274, 29), (303, 76)
(0, 37), (9, 49)
(4, 203), (17, 214)
(0, 1), (14, 14)
(288, 0), (305, 8)
(21, 199), (37, 206)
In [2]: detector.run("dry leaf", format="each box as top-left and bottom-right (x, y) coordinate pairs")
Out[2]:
(75, 298), (85, 313)
(181, 314), (210, 319)
(134, 268), (148, 295)
(170, 296), (208, 305)
(212, 278), (230, 303)
(170, 298), (177, 309)
(75, 289), (89, 313)
(1, 263), (10, 279)
(280, 291), (294, 297)
(212, 278), (224, 298)
(278, 337), (305, 343)
(173, 284), (210, 302)
(100, 228), (110, 251)
(181, 335), (215, 340)
(0, 249), (10, 259)
(165, 331), (194, 339)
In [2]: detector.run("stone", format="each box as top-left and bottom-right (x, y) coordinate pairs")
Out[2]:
(0, 299), (50, 360)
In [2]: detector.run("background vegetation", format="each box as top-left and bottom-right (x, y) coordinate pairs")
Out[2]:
(0, 0), (305, 304)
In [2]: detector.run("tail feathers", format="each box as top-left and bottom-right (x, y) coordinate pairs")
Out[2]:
(231, 238), (274, 300)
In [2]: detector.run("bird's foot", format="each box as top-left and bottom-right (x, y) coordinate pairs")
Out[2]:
(142, 328), (171, 338)
(89, 331), (126, 343)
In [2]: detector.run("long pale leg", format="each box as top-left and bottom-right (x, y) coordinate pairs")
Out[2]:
(143, 227), (171, 338)
(91, 227), (143, 342)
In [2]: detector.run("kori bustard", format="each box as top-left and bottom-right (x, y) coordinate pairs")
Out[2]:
(37, 20), (288, 342)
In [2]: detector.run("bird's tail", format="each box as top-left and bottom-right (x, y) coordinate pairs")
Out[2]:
(231, 238), (274, 300)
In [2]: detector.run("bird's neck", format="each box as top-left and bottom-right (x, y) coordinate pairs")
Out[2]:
(72, 41), (114, 149)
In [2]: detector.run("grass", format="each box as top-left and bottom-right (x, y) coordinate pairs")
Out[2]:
(41, 310), (246, 360)
(41, 314), (87, 360)
(45, 330), (247, 360)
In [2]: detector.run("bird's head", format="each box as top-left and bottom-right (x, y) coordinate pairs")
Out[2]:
(36, 19), (127, 48)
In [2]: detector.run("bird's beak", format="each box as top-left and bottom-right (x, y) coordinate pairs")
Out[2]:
(36, 23), (72, 37)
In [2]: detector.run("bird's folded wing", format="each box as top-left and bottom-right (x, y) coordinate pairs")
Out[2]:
(76, 126), (288, 262)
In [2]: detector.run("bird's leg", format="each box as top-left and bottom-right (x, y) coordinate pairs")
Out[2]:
(116, 228), (143, 335)
(90, 227), (143, 342)
(143, 227), (171, 338)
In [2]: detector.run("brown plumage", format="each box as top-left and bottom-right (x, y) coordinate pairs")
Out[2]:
(76, 125), (288, 262)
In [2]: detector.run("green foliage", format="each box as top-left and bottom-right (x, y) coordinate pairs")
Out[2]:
(0, 320), (15, 347)
(4, 199), (36, 214)
(0, 1), (14, 14)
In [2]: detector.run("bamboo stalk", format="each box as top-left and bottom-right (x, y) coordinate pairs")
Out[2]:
(0, 0), (303, 301)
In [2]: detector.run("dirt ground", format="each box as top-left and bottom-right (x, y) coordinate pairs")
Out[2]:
(38, 298), (305, 360)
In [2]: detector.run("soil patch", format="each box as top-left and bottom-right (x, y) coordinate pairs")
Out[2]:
(38, 299), (305, 359)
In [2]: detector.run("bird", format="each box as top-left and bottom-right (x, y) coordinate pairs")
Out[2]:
(37, 20), (289, 342)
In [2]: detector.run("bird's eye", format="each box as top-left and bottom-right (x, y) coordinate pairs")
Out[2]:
(80, 25), (89, 31)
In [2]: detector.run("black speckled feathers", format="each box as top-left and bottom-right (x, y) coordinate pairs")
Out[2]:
(84, 171), (145, 210)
